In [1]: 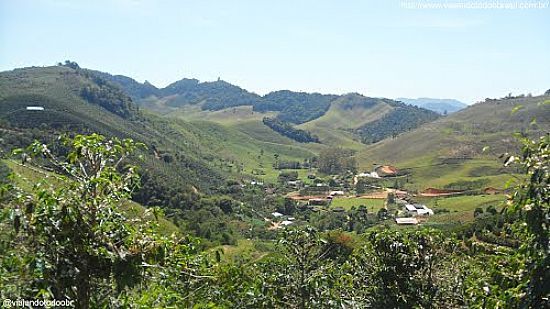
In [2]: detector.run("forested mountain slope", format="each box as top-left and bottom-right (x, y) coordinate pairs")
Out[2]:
(86, 68), (439, 146)
(0, 65), (226, 211)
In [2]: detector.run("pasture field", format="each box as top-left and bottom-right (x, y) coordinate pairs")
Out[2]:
(330, 197), (386, 212)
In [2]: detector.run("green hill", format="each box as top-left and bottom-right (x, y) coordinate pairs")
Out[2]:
(356, 95), (550, 190)
(0, 65), (227, 212)
(89, 69), (439, 145)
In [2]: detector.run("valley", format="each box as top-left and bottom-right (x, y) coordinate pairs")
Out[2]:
(0, 63), (548, 307)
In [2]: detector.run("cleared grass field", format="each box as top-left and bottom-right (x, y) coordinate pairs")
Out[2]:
(420, 194), (506, 224)
(180, 120), (317, 183)
(330, 197), (386, 212)
(210, 239), (275, 264)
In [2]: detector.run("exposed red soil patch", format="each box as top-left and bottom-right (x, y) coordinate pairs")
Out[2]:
(420, 187), (465, 197)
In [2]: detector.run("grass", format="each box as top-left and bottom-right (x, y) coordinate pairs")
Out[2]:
(182, 120), (317, 183)
(210, 238), (275, 264)
(330, 197), (386, 212)
(393, 156), (517, 192)
(419, 194), (506, 224)
(298, 95), (392, 149)
(355, 95), (549, 197)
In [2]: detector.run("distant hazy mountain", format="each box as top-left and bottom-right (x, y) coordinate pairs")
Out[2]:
(397, 98), (468, 114)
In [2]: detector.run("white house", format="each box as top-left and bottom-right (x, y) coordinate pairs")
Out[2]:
(329, 190), (345, 196)
(405, 204), (434, 216)
(357, 172), (380, 178)
(271, 212), (283, 218)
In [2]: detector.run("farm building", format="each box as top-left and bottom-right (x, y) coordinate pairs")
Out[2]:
(356, 171), (380, 178)
(286, 180), (303, 188)
(374, 165), (399, 177)
(405, 204), (434, 216)
(329, 190), (345, 196)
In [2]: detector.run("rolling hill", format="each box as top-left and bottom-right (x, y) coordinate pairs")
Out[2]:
(356, 94), (550, 190)
(0, 65), (318, 191)
(86, 69), (439, 147)
(0, 65), (230, 213)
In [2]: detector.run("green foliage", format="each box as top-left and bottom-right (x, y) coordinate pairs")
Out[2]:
(356, 104), (440, 143)
(0, 134), (171, 307)
(505, 134), (549, 307)
(443, 178), (490, 190)
(278, 170), (299, 183)
(85, 69), (159, 101)
(257, 91), (339, 124)
(360, 229), (465, 308)
(163, 78), (262, 110)
(80, 83), (136, 119)
(317, 147), (356, 175)
(263, 117), (320, 143)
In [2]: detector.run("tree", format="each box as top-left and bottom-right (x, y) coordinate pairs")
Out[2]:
(318, 148), (356, 175)
(466, 134), (550, 308)
(387, 192), (396, 205)
(361, 229), (463, 308)
(474, 207), (484, 217)
(505, 134), (549, 307)
(2, 134), (166, 307)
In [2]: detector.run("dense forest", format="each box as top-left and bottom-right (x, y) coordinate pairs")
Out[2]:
(262, 117), (320, 143)
(356, 104), (440, 143)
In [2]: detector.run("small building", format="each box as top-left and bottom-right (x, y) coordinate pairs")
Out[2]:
(356, 172), (380, 178)
(329, 190), (345, 196)
(395, 217), (419, 225)
(405, 204), (417, 212)
(375, 165), (399, 177)
(287, 180), (303, 188)
(271, 212), (284, 218)
(405, 204), (434, 216)
(280, 220), (293, 226)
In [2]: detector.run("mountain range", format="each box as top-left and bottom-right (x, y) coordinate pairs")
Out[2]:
(1, 63), (549, 213)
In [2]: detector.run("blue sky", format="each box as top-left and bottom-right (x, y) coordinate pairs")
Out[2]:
(1, 0), (549, 103)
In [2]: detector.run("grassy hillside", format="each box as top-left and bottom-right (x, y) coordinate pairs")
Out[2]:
(298, 94), (392, 149)
(88, 68), (438, 149)
(357, 95), (550, 191)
